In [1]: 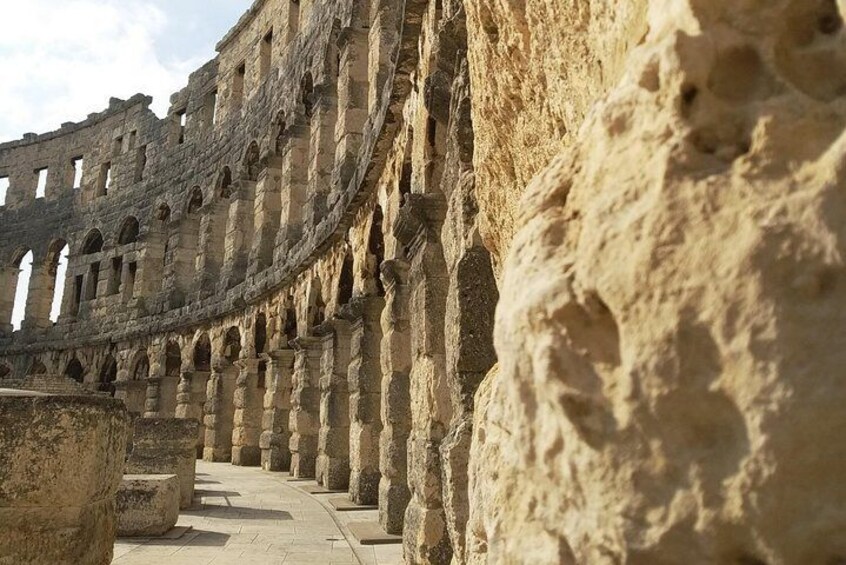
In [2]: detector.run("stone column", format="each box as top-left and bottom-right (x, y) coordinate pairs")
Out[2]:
(379, 259), (412, 534)
(288, 337), (322, 478)
(275, 121), (309, 259)
(249, 161), (283, 275)
(220, 180), (256, 290)
(143, 377), (161, 418)
(305, 97), (337, 230)
(176, 370), (209, 458)
(232, 357), (263, 466)
(22, 263), (52, 330)
(397, 194), (453, 563)
(347, 295), (385, 505)
(261, 349), (295, 471)
(316, 319), (352, 490)
(333, 26), (369, 193)
(196, 202), (228, 299)
(203, 359), (236, 462)
(0, 266), (18, 333)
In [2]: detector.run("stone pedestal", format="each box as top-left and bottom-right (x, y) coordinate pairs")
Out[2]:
(348, 296), (385, 505)
(116, 475), (180, 537)
(115, 380), (147, 416)
(0, 391), (128, 565)
(288, 337), (322, 478)
(379, 260), (412, 534)
(316, 319), (352, 490)
(232, 358), (263, 466)
(126, 417), (199, 509)
(261, 350), (295, 471)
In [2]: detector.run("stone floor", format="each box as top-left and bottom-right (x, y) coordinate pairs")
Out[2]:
(113, 461), (404, 565)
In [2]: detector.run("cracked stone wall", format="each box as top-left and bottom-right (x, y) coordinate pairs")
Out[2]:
(466, 0), (846, 563)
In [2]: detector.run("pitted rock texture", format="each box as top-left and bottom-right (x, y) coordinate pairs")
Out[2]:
(468, 0), (846, 563)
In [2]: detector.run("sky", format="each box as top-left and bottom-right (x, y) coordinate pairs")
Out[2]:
(6, 0), (253, 330)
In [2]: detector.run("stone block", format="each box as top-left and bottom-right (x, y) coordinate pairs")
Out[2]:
(116, 474), (180, 537)
(0, 391), (128, 565)
(126, 418), (198, 509)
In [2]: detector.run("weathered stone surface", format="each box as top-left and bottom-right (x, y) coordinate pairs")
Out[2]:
(126, 417), (198, 509)
(116, 474), (180, 537)
(0, 391), (128, 565)
(466, 1), (846, 563)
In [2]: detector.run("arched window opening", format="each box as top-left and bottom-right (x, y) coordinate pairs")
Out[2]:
(0, 363), (12, 379)
(301, 73), (314, 118)
(28, 359), (47, 375)
(284, 306), (298, 345)
(165, 341), (181, 377)
(218, 167), (233, 199)
(194, 334), (212, 371)
(65, 359), (84, 383)
(338, 252), (354, 306)
(308, 279), (326, 330)
(367, 206), (385, 296)
(223, 327), (241, 363)
(48, 242), (69, 323)
(257, 360), (267, 389)
(82, 230), (104, 255)
(187, 187), (204, 214)
(118, 217), (140, 245)
(98, 355), (117, 396)
(255, 313), (267, 355)
(10, 250), (33, 331)
(242, 142), (260, 182)
(133, 354), (150, 381)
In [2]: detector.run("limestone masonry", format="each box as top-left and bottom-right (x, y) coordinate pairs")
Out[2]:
(1, 0), (845, 563)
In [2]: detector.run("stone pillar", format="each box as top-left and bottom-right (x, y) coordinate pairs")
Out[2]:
(203, 360), (236, 462)
(22, 263), (52, 330)
(196, 202), (228, 299)
(0, 392), (128, 564)
(143, 377), (161, 418)
(347, 295), (385, 505)
(288, 337), (322, 478)
(261, 349), (295, 471)
(0, 266), (17, 333)
(232, 357), (263, 466)
(115, 380), (147, 416)
(176, 370), (209, 458)
(397, 194), (453, 563)
(334, 26), (369, 193)
(249, 161), (283, 275)
(220, 180), (256, 290)
(276, 122), (309, 258)
(316, 319), (352, 490)
(305, 98), (337, 229)
(379, 259), (412, 534)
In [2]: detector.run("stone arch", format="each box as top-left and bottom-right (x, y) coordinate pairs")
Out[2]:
(156, 202), (172, 222)
(131, 350), (150, 381)
(98, 355), (117, 396)
(187, 186), (204, 214)
(366, 206), (385, 296)
(217, 167), (234, 199)
(28, 359), (47, 375)
(194, 333), (212, 371)
(242, 141), (261, 181)
(255, 312), (267, 355)
(81, 229), (104, 255)
(223, 326), (242, 363)
(165, 341), (181, 377)
(64, 358), (84, 383)
(117, 216), (140, 245)
(338, 251), (354, 306)
(307, 277), (326, 331)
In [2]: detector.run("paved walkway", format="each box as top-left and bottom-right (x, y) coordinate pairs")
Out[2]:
(113, 461), (403, 565)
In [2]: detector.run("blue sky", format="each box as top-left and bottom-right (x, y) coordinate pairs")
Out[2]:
(0, 0), (253, 143)
(5, 0), (253, 329)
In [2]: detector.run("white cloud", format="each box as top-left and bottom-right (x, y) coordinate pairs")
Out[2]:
(0, 0), (206, 142)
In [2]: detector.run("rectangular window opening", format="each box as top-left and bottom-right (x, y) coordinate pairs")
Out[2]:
(35, 168), (48, 199)
(74, 274), (84, 314)
(135, 145), (148, 182)
(261, 29), (274, 79)
(208, 90), (219, 126)
(71, 157), (84, 189)
(233, 63), (246, 108)
(176, 110), (187, 144)
(126, 262), (137, 300)
(87, 263), (100, 301)
(113, 136), (124, 157)
(0, 176), (9, 206)
(99, 162), (112, 196)
(128, 130), (137, 151)
(109, 257), (123, 295)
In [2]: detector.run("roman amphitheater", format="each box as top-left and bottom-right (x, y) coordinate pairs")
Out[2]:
(2, 0), (846, 563)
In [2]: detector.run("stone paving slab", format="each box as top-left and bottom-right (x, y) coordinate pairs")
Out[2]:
(347, 522), (403, 546)
(328, 496), (378, 511)
(112, 461), (403, 565)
